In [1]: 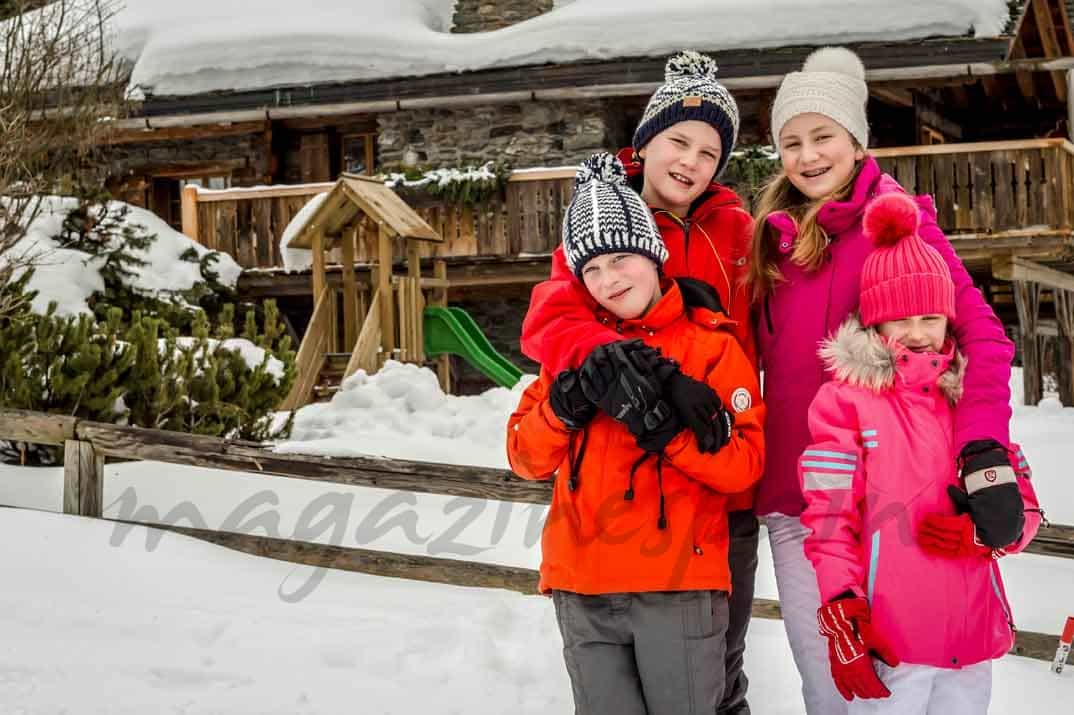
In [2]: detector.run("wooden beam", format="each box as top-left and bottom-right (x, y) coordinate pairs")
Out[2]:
(433, 259), (451, 392)
(993, 255), (1074, 292)
(102, 120), (267, 146)
(1032, 0), (1069, 101)
(378, 224), (396, 362)
(341, 227), (358, 353)
(0, 411), (76, 445)
(870, 137), (1072, 158)
(1015, 70), (1038, 102)
(180, 185), (199, 242)
(194, 182), (334, 204)
(870, 85), (914, 107)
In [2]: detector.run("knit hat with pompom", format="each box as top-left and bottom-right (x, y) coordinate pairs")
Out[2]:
(859, 192), (955, 327)
(632, 50), (740, 177)
(562, 152), (667, 278)
(771, 46), (870, 149)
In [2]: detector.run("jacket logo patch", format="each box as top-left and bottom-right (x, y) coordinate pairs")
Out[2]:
(683, 96), (702, 108)
(984, 469), (998, 483)
(731, 387), (752, 413)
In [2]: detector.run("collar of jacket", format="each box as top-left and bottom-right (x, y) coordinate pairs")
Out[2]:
(765, 155), (886, 253)
(614, 146), (744, 224)
(596, 278), (736, 335)
(818, 315), (965, 404)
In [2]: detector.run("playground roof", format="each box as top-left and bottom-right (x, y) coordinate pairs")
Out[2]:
(287, 174), (441, 250)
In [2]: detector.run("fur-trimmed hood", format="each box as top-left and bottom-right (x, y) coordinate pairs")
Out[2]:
(819, 316), (965, 404)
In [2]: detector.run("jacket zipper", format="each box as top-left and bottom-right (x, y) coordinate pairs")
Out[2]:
(682, 218), (692, 278)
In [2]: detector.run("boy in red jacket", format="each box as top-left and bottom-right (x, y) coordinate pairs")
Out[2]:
(508, 153), (765, 715)
(519, 50), (759, 714)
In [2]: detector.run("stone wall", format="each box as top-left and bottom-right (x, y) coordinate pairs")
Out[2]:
(452, 0), (553, 33)
(377, 99), (630, 169)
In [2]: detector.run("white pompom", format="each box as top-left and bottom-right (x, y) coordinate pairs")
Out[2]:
(802, 46), (866, 80)
(665, 50), (719, 82)
(575, 152), (627, 187)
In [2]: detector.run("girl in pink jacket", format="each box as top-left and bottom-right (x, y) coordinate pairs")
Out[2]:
(798, 192), (1042, 714)
(751, 45), (1020, 715)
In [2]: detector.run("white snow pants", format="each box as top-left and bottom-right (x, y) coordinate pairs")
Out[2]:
(848, 661), (992, 715)
(764, 513), (848, 715)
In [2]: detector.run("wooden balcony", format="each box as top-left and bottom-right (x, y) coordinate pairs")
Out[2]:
(873, 138), (1074, 272)
(181, 139), (1074, 282)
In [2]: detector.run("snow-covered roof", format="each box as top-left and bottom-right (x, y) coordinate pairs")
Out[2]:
(112, 0), (1012, 98)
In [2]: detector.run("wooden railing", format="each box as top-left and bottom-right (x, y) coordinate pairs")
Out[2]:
(181, 141), (1074, 271)
(0, 407), (1065, 661)
(873, 138), (1074, 237)
(181, 168), (574, 269)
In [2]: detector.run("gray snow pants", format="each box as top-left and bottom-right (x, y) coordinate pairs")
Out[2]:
(719, 509), (760, 715)
(552, 589), (729, 715)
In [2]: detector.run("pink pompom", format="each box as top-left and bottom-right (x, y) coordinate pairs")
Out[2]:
(862, 193), (920, 247)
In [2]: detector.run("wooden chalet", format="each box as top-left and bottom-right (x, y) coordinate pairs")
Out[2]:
(98, 0), (1074, 403)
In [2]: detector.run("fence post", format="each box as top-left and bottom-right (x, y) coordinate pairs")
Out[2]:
(180, 185), (200, 242)
(62, 440), (103, 518)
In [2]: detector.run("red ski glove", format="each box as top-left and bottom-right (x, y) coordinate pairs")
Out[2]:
(817, 596), (900, 702)
(918, 513), (1002, 559)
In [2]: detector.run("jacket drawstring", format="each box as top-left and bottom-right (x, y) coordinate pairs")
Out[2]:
(625, 451), (669, 530)
(625, 452), (648, 501)
(567, 428), (590, 492)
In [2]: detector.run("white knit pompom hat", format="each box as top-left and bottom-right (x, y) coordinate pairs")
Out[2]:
(770, 47), (869, 150)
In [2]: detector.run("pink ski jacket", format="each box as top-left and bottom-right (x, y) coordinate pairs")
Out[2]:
(755, 156), (1015, 517)
(798, 317), (1041, 669)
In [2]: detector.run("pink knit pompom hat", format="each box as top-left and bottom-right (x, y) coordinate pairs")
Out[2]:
(859, 193), (955, 326)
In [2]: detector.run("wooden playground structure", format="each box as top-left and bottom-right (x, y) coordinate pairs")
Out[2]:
(275, 173), (523, 410)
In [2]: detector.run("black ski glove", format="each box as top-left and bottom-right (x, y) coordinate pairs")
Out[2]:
(947, 439), (1025, 548)
(578, 340), (676, 447)
(629, 348), (734, 454)
(548, 369), (597, 430)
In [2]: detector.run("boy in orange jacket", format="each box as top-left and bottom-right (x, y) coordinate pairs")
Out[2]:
(507, 153), (765, 715)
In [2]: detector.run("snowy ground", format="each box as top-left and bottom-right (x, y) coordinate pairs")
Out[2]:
(0, 364), (1070, 711)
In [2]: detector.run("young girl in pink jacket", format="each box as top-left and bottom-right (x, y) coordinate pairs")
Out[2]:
(798, 192), (1042, 714)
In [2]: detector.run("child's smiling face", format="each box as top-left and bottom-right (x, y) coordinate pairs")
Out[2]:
(639, 121), (722, 217)
(877, 314), (948, 353)
(778, 112), (865, 200)
(581, 253), (661, 320)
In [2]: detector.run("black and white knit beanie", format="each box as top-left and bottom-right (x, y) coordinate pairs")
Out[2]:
(562, 152), (668, 279)
(632, 50), (740, 178)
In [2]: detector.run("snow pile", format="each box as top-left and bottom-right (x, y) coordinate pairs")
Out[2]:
(168, 337), (287, 383)
(106, 0), (1011, 97)
(5, 196), (241, 317)
(276, 360), (536, 468)
(278, 192), (328, 273)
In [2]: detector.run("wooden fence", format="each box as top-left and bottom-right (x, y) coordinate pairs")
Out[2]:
(182, 168), (574, 270)
(873, 138), (1074, 237)
(1, 407), (1067, 662)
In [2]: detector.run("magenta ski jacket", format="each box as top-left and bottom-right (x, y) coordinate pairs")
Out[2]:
(798, 318), (1040, 668)
(754, 156), (1015, 518)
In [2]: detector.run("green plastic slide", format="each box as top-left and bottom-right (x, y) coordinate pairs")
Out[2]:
(423, 306), (524, 388)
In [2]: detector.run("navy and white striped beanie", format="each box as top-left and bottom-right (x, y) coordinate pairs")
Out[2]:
(633, 50), (740, 178)
(562, 152), (668, 279)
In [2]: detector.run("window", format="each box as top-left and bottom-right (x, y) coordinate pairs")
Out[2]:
(341, 133), (376, 175)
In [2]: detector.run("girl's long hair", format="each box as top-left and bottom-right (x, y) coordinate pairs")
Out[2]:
(748, 155), (865, 300)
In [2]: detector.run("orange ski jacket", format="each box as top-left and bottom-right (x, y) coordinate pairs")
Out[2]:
(507, 281), (765, 595)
